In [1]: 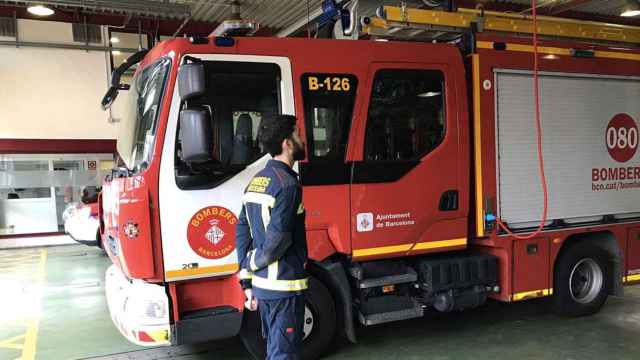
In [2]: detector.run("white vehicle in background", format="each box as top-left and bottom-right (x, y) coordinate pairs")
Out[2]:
(64, 186), (102, 249)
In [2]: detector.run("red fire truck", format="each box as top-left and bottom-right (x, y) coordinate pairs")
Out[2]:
(98, 5), (640, 359)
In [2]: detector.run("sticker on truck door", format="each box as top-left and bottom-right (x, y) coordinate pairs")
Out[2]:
(187, 206), (237, 259)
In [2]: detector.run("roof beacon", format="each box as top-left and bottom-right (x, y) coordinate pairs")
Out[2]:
(210, 0), (259, 37)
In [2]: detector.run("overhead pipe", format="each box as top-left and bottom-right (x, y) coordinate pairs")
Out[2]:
(109, 14), (133, 29)
(0, 39), (141, 52)
(172, 0), (210, 37)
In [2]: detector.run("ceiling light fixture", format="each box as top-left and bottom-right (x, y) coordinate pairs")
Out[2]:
(417, 91), (442, 98)
(110, 37), (120, 44)
(27, 5), (55, 16)
(621, 0), (640, 17)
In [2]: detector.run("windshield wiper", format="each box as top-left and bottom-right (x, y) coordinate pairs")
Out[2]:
(100, 49), (149, 110)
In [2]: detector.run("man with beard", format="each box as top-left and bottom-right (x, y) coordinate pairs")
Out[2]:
(236, 114), (308, 360)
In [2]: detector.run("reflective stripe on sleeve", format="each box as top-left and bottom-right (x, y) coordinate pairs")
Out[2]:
(242, 192), (276, 208)
(261, 204), (271, 231)
(267, 261), (278, 281)
(252, 275), (309, 292)
(249, 250), (258, 271)
(238, 268), (253, 280)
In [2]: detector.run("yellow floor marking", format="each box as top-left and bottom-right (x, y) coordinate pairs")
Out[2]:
(0, 334), (25, 350)
(20, 249), (47, 360)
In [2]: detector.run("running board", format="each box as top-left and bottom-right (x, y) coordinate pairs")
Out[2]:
(358, 296), (424, 326)
(349, 264), (418, 289)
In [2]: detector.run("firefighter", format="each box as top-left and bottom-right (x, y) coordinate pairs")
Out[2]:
(236, 114), (308, 360)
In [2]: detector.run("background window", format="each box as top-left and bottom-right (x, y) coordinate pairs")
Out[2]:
(0, 155), (111, 235)
(301, 74), (358, 160)
(0, 17), (16, 38)
(72, 23), (102, 44)
(108, 31), (151, 85)
(364, 69), (445, 161)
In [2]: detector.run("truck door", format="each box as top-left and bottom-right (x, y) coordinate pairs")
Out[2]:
(350, 63), (467, 260)
(158, 55), (295, 281)
(299, 73), (360, 258)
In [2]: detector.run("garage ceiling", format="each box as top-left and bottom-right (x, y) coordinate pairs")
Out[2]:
(0, 0), (638, 37)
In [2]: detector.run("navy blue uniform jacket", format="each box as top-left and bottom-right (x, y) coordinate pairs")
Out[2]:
(236, 159), (308, 300)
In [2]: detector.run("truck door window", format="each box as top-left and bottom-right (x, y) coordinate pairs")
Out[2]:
(364, 69), (445, 161)
(301, 74), (358, 159)
(175, 61), (281, 189)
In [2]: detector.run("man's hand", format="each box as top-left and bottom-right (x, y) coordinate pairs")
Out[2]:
(244, 289), (257, 311)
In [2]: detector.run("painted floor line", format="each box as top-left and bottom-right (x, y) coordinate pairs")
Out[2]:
(20, 249), (47, 360)
(0, 334), (25, 350)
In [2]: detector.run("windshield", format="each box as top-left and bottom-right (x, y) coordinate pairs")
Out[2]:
(117, 57), (171, 170)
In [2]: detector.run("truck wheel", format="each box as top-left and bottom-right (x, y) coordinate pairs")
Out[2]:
(240, 277), (337, 360)
(553, 243), (609, 317)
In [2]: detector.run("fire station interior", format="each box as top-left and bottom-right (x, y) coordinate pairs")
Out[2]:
(1, 1), (640, 359)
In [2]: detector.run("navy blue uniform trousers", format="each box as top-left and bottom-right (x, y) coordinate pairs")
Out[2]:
(258, 295), (305, 360)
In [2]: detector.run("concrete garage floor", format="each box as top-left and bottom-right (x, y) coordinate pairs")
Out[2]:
(2, 245), (640, 360)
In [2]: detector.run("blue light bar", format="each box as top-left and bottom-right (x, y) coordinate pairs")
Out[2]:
(214, 37), (235, 47)
(318, 0), (339, 27)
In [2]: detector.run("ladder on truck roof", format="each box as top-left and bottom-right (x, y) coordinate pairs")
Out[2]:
(361, 5), (640, 46)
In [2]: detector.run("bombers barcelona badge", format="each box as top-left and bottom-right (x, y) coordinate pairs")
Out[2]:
(187, 206), (237, 259)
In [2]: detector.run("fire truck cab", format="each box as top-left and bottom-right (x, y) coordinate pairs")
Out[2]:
(99, 5), (640, 359)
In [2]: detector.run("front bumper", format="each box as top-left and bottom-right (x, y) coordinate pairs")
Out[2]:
(105, 264), (244, 346)
(105, 264), (171, 346)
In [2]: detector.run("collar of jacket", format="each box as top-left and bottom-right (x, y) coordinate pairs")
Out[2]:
(266, 159), (298, 178)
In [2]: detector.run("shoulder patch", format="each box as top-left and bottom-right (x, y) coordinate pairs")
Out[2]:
(246, 176), (271, 193)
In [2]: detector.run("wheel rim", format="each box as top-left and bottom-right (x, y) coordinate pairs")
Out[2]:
(302, 304), (314, 341)
(569, 258), (603, 304)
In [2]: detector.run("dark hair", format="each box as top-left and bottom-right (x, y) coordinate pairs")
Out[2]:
(259, 114), (297, 157)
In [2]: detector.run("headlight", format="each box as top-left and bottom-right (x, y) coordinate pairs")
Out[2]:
(145, 301), (167, 319)
(124, 296), (169, 326)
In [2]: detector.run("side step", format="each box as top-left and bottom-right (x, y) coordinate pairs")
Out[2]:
(358, 296), (424, 326)
(349, 263), (418, 289)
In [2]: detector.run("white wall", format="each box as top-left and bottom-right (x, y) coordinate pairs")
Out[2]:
(0, 19), (120, 140)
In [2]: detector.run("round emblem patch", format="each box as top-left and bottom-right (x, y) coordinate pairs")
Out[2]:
(187, 206), (237, 259)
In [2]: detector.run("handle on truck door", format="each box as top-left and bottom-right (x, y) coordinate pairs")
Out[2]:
(439, 190), (459, 211)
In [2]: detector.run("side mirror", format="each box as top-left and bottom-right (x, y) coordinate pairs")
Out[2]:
(179, 109), (212, 163)
(178, 63), (205, 101)
(101, 86), (119, 111)
(100, 49), (148, 111)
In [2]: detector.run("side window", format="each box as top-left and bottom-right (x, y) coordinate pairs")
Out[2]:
(175, 61), (282, 189)
(364, 69), (445, 161)
(301, 74), (358, 160)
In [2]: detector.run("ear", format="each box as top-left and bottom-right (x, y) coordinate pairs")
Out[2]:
(281, 138), (290, 152)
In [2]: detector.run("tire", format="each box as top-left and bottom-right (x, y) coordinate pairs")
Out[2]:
(552, 243), (609, 317)
(97, 231), (108, 256)
(240, 277), (337, 360)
